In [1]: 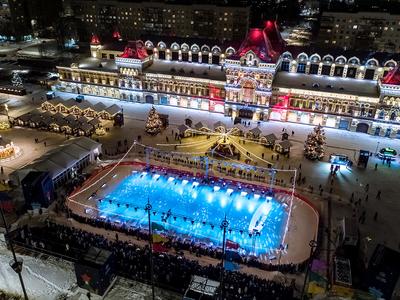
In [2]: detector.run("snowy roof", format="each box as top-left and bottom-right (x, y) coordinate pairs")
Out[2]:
(177, 124), (189, 133)
(76, 102), (93, 111)
(93, 102), (107, 111)
(213, 121), (226, 129)
(233, 124), (246, 132)
(52, 112), (64, 120)
(263, 133), (278, 142)
(76, 57), (118, 73)
(11, 137), (101, 182)
(16, 113), (32, 122)
(60, 98), (77, 108)
(145, 60), (226, 82)
(77, 116), (89, 124)
(71, 137), (101, 152)
(194, 121), (208, 130)
(41, 111), (53, 118)
(30, 115), (43, 123)
(64, 114), (76, 122)
(104, 104), (121, 115)
(41, 116), (53, 126)
(273, 72), (379, 98)
(249, 127), (262, 135)
(278, 140), (292, 148)
(89, 118), (101, 126)
(78, 122), (94, 132)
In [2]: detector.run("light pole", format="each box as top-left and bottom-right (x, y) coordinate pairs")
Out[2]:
(375, 141), (380, 155)
(4, 104), (9, 121)
(0, 205), (29, 299)
(219, 215), (229, 300)
(145, 199), (155, 300)
(300, 239), (318, 300)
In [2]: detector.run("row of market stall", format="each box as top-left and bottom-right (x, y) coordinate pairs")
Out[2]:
(13, 109), (105, 136)
(177, 120), (292, 154)
(41, 98), (121, 120)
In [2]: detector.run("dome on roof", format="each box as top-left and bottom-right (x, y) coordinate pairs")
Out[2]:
(235, 20), (285, 63)
(119, 40), (149, 60)
(382, 64), (400, 85)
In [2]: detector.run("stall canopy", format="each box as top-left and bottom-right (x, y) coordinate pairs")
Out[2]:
(93, 102), (107, 111)
(9, 137), (101, 184)
(89, 118), (101, 127)
(248, 127), (262, 138)
(194, 121), (210, 131)
(104, 104), (121, 116)
(213, 121), (226, 130)
(65, 114), (77, 123)
(262, 133), (278, 144)
(177, 124), (190, 134)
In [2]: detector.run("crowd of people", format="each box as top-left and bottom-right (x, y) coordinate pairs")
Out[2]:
(69, 211), (304, 274)
(14, 222), (295, 300)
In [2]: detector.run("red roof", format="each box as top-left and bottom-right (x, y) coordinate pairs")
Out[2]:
(113, 30), (121, 40)
(90, 34), (100, 45)
(120, 40), (149, 60)
(382, 64), (400, 85)
(234, 20), (285, 63)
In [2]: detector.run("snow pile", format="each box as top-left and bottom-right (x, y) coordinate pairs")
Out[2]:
(0, 245), (76, 300)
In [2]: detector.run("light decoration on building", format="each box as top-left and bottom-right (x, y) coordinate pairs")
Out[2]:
(90, 34), (100, 45)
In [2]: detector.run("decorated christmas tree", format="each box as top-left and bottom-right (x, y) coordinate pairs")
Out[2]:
(304, 125), (326, 160)
(145, 106), (163, 135)
(11, 71), (23, 87)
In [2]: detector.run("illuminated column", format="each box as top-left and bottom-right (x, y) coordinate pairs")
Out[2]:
(199, 52), (203, 63)
(290, 60), (297, 73)
(329, 64), (335, 77)
(357, 66), (365, 79)
(317, 63), (323, 75)
(188, 51), (192, 62)
(178, 50), (182, 61)
(343, 64), (348, 78)
(305, 62), (311, 74)
(208, 52), (212, 64)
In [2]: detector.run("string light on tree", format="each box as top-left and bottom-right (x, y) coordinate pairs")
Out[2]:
(145, 106), (163, 135)
(304, 125), (326, 160)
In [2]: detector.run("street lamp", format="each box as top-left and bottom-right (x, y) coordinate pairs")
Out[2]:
(375, 141), (380, 155)
(0, 205), (29, 299)
(300, 239), (318, 300)
(4, 104), (9, 121)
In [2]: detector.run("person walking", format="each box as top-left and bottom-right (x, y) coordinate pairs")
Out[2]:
(365, 183), (369, 192)
(374, 163), (378, 170)
(374, 212), (378, 221)
(376, 190), (381, 200)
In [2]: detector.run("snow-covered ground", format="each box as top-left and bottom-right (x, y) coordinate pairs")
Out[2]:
(0, 240), (76, 299)
(0, 235), (180, 300)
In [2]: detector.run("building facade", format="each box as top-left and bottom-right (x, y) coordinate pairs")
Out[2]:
(56, 22), (400, 137)
(318, 11), (400, 53)
(64, 0), (249, 42)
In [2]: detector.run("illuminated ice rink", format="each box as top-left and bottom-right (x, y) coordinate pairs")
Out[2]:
(98, 171), (288, 256)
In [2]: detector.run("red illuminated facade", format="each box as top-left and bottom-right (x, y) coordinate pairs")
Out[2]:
(58, 22), (400, 136)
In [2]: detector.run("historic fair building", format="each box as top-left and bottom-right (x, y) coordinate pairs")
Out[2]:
(56, 22), (400, 138)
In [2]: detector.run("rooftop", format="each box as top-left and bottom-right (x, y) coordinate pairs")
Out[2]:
(76, 57), (118, 73)
(144, 60), (226, 82)
(273, 72), (379, 98)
